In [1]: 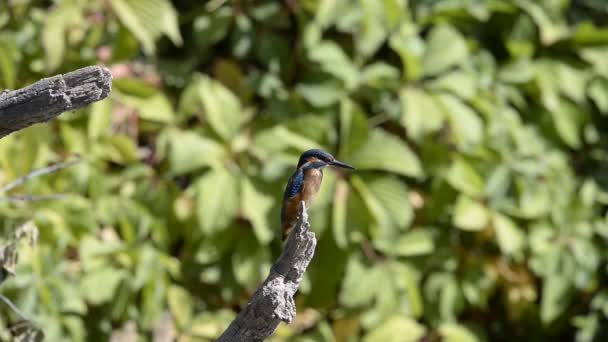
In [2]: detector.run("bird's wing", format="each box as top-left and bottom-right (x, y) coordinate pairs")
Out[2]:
(283, 168), (304, 199)
(281, 169), (304, 225)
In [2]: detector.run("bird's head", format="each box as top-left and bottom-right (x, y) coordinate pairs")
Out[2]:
(297, 149), (355, 170)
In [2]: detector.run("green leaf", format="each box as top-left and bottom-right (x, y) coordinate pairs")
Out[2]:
(309, 41), (359, 89)
(241, 178), (275, 244)
(440, 276), (465, 321)
(423, 25), (469, 76)
(168, 130), (226, 175)
(193, 7), (232, 49)
(315, 0), (342, 29)
(340, 258), (378, 307)
(333, 178), (349, 248)
(378, 229), (435, 257)
(110, 0), (182, 55)
(104, 134), (140, 163)
(350, 129), (424, 178)
(118, 92), (175, 123)
(367, 176), (413, 229)
(168, 285), (193, 329)
(541, 274), (572, 323)
(340, 98), (369, 159)
(196, 169), (239, 234)
(357, 0), (388, 59)
(588, 77), (608, 114)
(0, 35), (17, 88)
(190, 310), (236, 339)
(534, 60), (560, 111)
(445, 157), (484, 197)
(439, 323), (480, 342)
(232, 233), (270, 286)
(572, 21), (608, 46)
(400, 87), (445, 141)
(351, 175), (392, 239)
(197, 75), (242, 141)
(438, 94), (483, 150)
(296, 81), (344, 107)
(389, 24), (424, 81)
(81, 268), (126, 305)
(254, 126), (322, 155)
(88, 100), (112, 140)
(428, 70), (477, 100)
(549, 98), (586, 148)
(362, 316), (426, 342)
(498, 59), (534, 84)
(42, 0), (81, 71)
(557, 63), (589, 104)
(493, 213), (525, 256)
(113, 77), (159, 97)
(513, 0), (568, 45)
(515, 179), (551, 218)
(361, 62), (400, 89)
(453, 195), (489, 231)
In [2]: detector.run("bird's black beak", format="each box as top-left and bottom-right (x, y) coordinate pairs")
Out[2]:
(330, 159), (355, 170)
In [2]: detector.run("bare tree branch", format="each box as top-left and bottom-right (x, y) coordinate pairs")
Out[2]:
(1, 157), (81, 193)
(0, 66), (112, 139)
(217, 202), (317, 342)
(0, 295), (32, 323)
(0, 194), (72, 203)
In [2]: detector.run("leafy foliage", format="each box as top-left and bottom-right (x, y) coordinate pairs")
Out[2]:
(2, 0), (608, 341)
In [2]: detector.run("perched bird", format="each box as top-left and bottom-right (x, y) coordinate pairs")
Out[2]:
(281, 149), (355, 241)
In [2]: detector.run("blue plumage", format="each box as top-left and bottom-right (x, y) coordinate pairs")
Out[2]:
(284, 168), (304, 199)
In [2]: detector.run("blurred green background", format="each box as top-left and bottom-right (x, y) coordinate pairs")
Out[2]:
(2, 0), (608, 341)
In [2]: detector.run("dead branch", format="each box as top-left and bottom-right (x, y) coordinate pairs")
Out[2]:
(217, 202), (317, 342)
(0, 66), (112, 139)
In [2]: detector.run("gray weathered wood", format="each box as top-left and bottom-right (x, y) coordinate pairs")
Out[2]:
(0, 66), (112, 139)
(217, 203), (317, 342)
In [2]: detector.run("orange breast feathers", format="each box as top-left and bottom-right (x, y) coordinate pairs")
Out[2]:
(281, 168), (324, 240)
(301, 168), (323, 206)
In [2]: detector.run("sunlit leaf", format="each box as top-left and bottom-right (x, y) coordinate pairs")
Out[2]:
(116, 92), (174, 123)
(445, 157), (484, 197)
(350, 129), (424, 178)
(309, 41), (359, 89)
(493, 213), (525, 256)
(549, 98), (586, 149)
(438, 94), (483, 150)
(241, 177), (275, 244)
(340, 98), (369, 159)
(378, 229), (435, 257)
(81, 268), (126, 305)
(340, 258), (378, 307)
(423, 24), (469, 76)
(439, 323), (480, 342)
(0, 35), (17, 88)
(232, 232), (270, 286)
(196, 168), (239, 234)
(400, 87), (445, 141)
(197, 75), (242, 141)
(110, 0), (182, 55)
(168, 130), (225, 175)
(541, 273), (572, 324)
(88, 100), (112, 140)
(42, 0), (82, 71)
(168, 285), (193, 329)
(333, 178), (349, 248)
(362, 316), (426, 342)
(453, 195), (489, 231)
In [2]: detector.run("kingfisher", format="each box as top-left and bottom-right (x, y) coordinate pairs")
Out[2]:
(281, 149), (355, 240)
